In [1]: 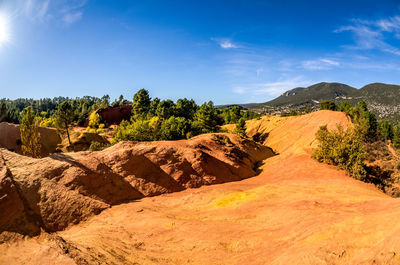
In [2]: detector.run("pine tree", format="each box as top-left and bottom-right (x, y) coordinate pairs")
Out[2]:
(379, 120), (393, 140)
(393, 125), (400, 148)
(132, 89), (151, 119)
(0, 101), (8, 122)
(149, 97), (160, 117)
(156, 100), (175, 120)
(55, 101), (74, 145)
(194, 101), (218, 133)
(235, 118), (247, 138)
(20, 106), (41, 158)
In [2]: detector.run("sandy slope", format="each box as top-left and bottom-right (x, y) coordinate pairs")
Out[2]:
(2, 110), (400, 265)
(0, 133), (271, 238)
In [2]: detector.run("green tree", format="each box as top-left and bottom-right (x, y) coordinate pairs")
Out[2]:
(20, 106), (41, 158)
(160, 116), (189, 140)
(149, 97), (161, 117)
(55, 101), (74, 145)
(156, 100), (175, 120)
(132, 89), (151, 119)
(379, 120), (394, 141)
(0, 101), (8, 122)
(338, 101), (352, 113)
(193, 101), (218, 133)
(224, 111), (232, 124)
(175, 98), (197, 120)
(101, 95), (110, 108)
(393, 124), (400, 148)
(111, 94), (124, 107)
(229, 106), (242, 123)
(358, 100), (368, 112)
(355, 109), (378, 141)
(320, 100), (337, 111)
(234, 118), (247, 137)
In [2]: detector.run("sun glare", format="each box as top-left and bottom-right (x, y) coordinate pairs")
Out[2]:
(0, 12), (10, 46)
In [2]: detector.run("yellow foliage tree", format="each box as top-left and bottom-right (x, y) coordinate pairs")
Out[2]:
(20, 106), (42, 158)
(86, 112), (105, 133)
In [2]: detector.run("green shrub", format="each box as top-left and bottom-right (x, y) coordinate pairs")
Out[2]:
(112, 119), (158, 143)
(40, 117), (57, 128)
(160, 116), (189, 140)
(86, 112), (106, 133)
(320, 100), (337, 111)
(89, 141), (110, 151)
(234, 118), (247, 137)
(313, 125), (366, 180)
(337, 101), (352, 113)
(281, 110), (298, 117)
(393, 125), (400, 148)
(379, 120), (394, 141)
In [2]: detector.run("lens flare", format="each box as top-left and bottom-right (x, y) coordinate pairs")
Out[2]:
(0, 12), (10, 46)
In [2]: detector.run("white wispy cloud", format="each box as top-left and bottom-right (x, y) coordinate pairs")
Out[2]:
(9, 0), (87, 25)
(20, 0), (51, 22)
(60, 0), (87, 25)
(254, 76), (313, 96)
(301, 58), (340, 70)
(62, 11), (82, 25)
(212, 38), (240, 49)
(335, 16), (400, 56)
(233, 76), (313, 97)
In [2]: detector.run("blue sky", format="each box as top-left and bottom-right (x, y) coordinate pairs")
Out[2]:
(0, 0), (400, 104)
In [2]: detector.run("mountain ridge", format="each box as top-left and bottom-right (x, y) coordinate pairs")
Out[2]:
(240, 82), (400, 121)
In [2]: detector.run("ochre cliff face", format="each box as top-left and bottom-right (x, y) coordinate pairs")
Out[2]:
(0, 122), (61, 156)
(0, 133), (272, 239)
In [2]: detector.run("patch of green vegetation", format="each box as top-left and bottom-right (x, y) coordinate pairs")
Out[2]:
(88, 141), (110, 151)
(313, 124), (366, 180)
(314, 100), (400, 194)
(86, 112), (106, 134)
(234, 118), (247, 138)
(281, 110), (299, 117)
(320, 100), (337, 111)
(20, 106), (42, 158)
(112, 90), (262, 143)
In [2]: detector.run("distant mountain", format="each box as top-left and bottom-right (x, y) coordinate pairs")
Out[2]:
(266, 82), (357, 106)
(241, 82), (400, 122)
(352, 83), (400, 121)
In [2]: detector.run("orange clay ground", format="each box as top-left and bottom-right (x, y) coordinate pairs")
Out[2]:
(2, 110), (400, 265)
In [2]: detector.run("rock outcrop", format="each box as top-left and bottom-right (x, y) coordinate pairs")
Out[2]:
(0, 133), (273, 237)
(0, 122), (109, 155)
(0, 122), (61, 156)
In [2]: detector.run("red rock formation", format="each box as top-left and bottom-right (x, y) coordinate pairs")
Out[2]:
(0, 133), (273, 237)
(93, 105), (133, 126)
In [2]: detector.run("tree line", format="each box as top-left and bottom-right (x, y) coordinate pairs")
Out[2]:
(111, 89), (257, 143)
(320, 100), (400, 148)
(3, 89), (259, 156)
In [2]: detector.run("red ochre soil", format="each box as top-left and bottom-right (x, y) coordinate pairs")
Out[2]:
(2, 110), (400, 265)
